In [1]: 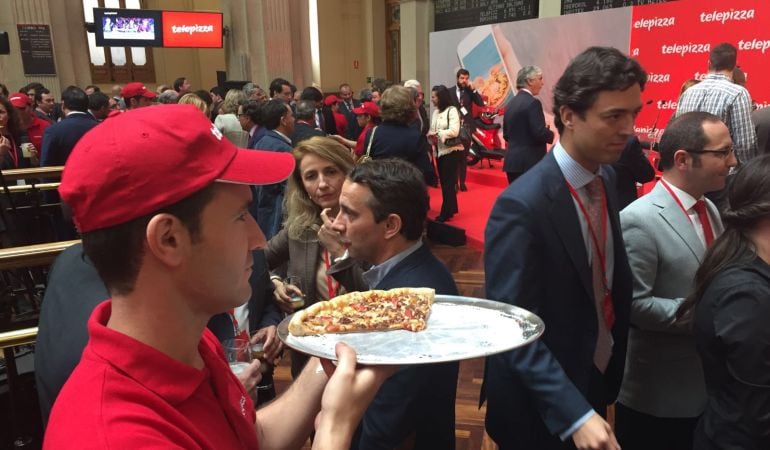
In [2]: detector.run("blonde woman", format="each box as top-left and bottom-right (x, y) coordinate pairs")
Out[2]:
(214, 89), (249, 147)
(177, 93), (208, 116)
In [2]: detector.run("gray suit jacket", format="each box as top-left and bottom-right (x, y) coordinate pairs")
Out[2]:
(617, 181), (723, 417)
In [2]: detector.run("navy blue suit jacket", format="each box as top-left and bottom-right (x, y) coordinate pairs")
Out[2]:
(502, 90), (554, 174)
(41, 113), (98, 166)
(363, 121), (422, 165)
(351, 243), (460, 450)
(482, 151), (632, 445)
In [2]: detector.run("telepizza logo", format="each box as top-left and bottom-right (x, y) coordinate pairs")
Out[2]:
(646, 72), (671, 83)
(739, 39), (770, 54)
(661, 42), (710, 57)
(657, 100), (678, 110)
(633, 16), (675, 31)
(700, 9), (755, 24)
(171, 24), (214, 35)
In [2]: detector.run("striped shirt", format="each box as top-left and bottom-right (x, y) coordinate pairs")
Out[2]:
(676, 73), (757, 163)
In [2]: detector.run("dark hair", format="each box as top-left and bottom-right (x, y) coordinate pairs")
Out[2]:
(709, 43), (737, 72)
(239, 99), (262, 124)
(20, 82), (44, 94)
(290, 84), (297, 95)
(62, 86), (89, 112)
(300, 86), (323, 103)
(0, 96), (23, 138)
(657, 111), (721, 171)
(677, 154), (770, 321)
(348, 158), (428, 240)
(339, 83), (351, 92)
(371, 78), (389, 94)
(82, 184), (217, 295)
(84, 85), (100, 93)
(34, 88), (51, 104)
(431, 85), (453, 112)
(262, 99), (289, 130)
(173, 77), (187, 92)
(209, 86), (225, 98)
(88, 91), (110, 111)
(269, 78), (291, 98)
(456, 68), (470, 79)
(0, 83), (9, 98)
(552, 46), (647, 134)
(194, 89), (213, 106)
(295, 100), (317, 121)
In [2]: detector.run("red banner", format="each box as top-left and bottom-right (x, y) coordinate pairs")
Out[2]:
(162, 11), (222, 48)
(630, 0), (770, 140)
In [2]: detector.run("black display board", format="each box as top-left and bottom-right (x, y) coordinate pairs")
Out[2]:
(561, 0), (676, 15)
(17, 24), (56, 76)
(434, 0), (539, 32)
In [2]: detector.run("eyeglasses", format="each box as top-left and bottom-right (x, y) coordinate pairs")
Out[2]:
(685, 147), (734, 158)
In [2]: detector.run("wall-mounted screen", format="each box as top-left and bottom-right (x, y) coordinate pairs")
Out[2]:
(161, 11), (223, 48)
(94, 8), (163, 47)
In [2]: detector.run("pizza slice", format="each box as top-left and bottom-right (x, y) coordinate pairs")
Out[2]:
(287, 287), (435, 336)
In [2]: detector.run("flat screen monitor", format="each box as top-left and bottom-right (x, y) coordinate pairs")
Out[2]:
(94, 8), (163, 47)
(162, 11), (223, 48)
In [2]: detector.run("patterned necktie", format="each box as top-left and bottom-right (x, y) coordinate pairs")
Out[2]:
(693, 200), (714, 247)
(584, 177), (614, 372)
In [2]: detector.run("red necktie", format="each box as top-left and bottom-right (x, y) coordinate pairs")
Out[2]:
(584, 177), (614, 371)
(693, 200), (714, 247)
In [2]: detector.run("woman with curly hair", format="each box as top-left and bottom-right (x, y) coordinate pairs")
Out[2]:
(359, 85), (422, 165)
(264, 136), (363, 376)
(678, 154), (770, 450)
(0, 95), (24, 169)
(214, 89), (248, 147)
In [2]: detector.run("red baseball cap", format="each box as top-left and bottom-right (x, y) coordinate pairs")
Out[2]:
(323, 95), (342, 107)
(121, 82), (156, 99)
(8, 92), (33, 108)
(60, 104), (295, 232)
(352, 101), (379, 118)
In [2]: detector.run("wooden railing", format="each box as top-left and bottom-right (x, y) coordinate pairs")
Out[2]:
(0, 239), (79, 271)
(0, 327), (38, 350)
(1, 166), (64, 182)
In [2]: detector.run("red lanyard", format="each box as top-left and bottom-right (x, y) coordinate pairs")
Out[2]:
(566, 181), (608, 283)
(659, 179), (694, 225)
(323, 249), (340, 299)
(228, 309), (249, 341)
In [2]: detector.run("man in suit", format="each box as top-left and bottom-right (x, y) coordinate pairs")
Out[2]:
(483, 46), (646, 450)
(339, 83), (361, 140)
(253, 99), (295, 239)
(41, 86), (98, 166)
(614, 112), (736, 450)
(291, 99), (325, 146)
(330, 159), (460, 450)
(751, 105), (770, 155)
(236, 99), (266, 149)
(503, 65), (555, 183)
(452, 68), (485, 191)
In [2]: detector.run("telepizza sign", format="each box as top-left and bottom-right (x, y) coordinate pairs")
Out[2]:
(162, 11), (223, 48)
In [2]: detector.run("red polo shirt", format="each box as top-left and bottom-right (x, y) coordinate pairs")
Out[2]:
(26, 116), (50, 151)
(44, 300), (259, 449)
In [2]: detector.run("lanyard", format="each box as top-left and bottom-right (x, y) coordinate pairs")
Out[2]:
(323, 249), (340, 299)
(659, 179), (694, 225)
(228, 309), (249, 341)
(566, 180), (608, 288)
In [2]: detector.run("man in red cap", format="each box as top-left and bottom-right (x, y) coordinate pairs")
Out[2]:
(8, 91), (49, 166)
(329, 101), (381, 159)
(324, 94), (347, 136)
(44, 104), (394, 449)
(121, 81), (156, 110)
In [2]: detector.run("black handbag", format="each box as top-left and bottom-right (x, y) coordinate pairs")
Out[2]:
(443, 107), (467, 147)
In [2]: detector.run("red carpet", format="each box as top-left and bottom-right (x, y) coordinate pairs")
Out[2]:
(427, 164), (508, 250)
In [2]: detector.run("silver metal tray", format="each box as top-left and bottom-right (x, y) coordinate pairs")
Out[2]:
(277, 295), (545, 364)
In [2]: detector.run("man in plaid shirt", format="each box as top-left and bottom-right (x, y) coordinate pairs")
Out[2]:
(676, 43), (757, 164)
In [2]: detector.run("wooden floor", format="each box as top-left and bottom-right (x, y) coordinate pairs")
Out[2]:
(273, 241), (498, 449)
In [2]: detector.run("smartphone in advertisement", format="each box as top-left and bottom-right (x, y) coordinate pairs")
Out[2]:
(456, 25), (513, 108)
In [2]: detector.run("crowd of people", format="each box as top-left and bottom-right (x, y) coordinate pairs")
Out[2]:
(1, 40), (769, 450)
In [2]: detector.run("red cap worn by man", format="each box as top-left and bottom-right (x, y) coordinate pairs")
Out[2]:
(121, 81), (156, 110)
(44, 104), (393, 449)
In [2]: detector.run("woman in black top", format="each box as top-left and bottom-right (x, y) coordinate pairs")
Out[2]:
(362, 85), (421, 164)
(679, 154), (770, 450)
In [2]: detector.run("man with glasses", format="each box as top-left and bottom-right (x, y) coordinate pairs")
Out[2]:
(614, 111), (736, 450)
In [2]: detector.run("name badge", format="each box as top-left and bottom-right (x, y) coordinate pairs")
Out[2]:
(460, 107), (468, 116)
